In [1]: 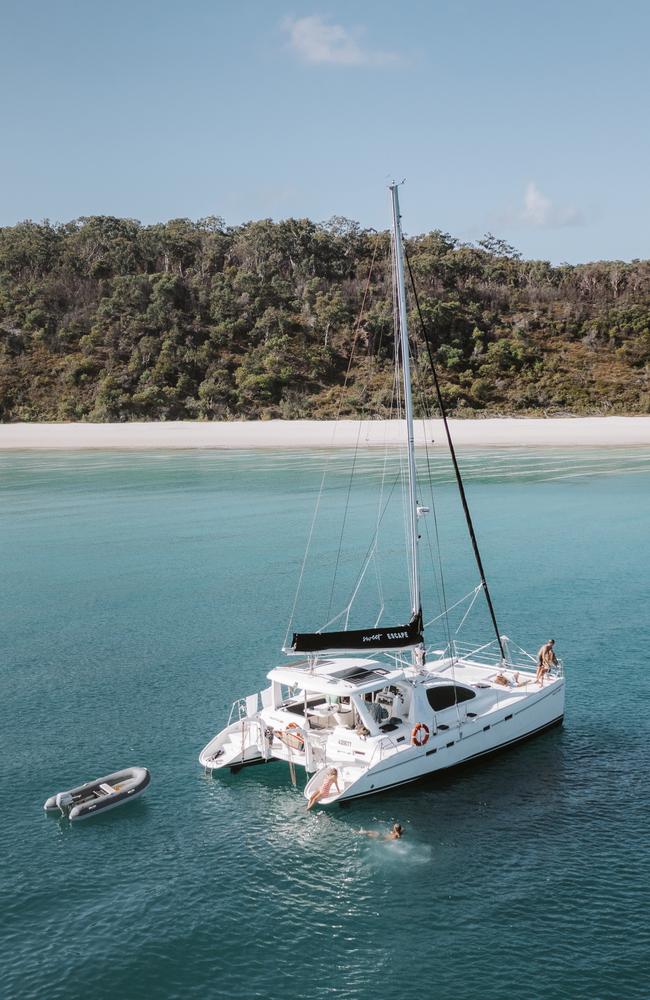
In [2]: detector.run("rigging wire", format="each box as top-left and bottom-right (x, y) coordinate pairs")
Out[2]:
(406, 260), (480, 726)
(418, 442), (462, 727)
(423, 585), (483, 629)
(420, 414), (454, 654)
(405, 305), (456, 658)
(284, 239), (380, 644)
(414, 447), (461, 720)
(395, 355), (412, 611)
(320, 471), (402, 632)
(368, 253), (396, 626)
(327, 420), (363, 618)
(325, 240), (394, 624)
(455, 584), (483, 635)
(391, 230), (416, 612)
(372, 556), (385, 628)
(283, 471), (327, 650)
(371, 338), (398, 627)
(404, 249), (506, 661)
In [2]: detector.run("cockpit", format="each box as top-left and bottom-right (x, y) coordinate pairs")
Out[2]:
(266, 659), (415, 739)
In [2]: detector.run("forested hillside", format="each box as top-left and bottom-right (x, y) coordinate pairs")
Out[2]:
(1, 215), (649, 421)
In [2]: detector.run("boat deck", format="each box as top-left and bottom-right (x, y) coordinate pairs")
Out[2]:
(261, 658), (559, 769)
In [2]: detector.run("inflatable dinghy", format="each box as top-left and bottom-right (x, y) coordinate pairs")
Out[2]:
(43, 767), (150, 821)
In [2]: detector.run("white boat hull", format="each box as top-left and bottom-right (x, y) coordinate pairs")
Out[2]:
(304, 679), (565, 804)
(201, 655), (566, 807)
(199, 717), (265, 770)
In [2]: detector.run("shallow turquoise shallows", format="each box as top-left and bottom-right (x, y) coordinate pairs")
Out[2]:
(2, 447), (650, 1000)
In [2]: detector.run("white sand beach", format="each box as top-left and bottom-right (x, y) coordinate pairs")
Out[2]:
(1, 417), (650, 450)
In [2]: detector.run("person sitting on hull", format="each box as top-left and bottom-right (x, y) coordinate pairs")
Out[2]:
(536, 639), (558, 686)
(307, 768), (340, 810)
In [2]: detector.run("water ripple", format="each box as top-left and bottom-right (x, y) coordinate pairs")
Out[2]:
(2, 448), (650, 999)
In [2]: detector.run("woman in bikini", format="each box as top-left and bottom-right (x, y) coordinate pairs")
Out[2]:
(307, 767), (340, 810)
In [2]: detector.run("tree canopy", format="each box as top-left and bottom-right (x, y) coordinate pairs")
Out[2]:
(1, 215), (649, 421)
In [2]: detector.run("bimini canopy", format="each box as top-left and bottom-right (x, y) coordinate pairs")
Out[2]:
(268, 660), (406, 697)
(287, 610), (423, 656)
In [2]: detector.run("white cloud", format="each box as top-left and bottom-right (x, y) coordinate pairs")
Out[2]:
(283, 15), (397, 67)
(511, 181), (584, 228)
(521, 181), (552, 226)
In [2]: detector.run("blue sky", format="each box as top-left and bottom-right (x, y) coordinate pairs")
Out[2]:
(1, 0), (648, 263)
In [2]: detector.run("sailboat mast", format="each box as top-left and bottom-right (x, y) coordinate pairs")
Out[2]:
(390, 183), (420, 619)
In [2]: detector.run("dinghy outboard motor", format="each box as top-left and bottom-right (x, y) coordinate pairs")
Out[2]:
(55, 791), (74, 817)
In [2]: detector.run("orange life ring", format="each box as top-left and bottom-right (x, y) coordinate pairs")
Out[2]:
(411, 722), (430, 747)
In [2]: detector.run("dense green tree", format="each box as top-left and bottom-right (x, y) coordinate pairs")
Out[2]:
(0, 214), (649, 421)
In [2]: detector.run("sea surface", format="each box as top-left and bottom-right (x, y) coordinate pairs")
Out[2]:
(1, 446), (650, 1000)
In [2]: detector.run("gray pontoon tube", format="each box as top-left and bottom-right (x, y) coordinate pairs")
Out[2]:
(44, 767), (150, 821)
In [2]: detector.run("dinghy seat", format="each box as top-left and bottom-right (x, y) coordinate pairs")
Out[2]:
(99, 783), (115, 795)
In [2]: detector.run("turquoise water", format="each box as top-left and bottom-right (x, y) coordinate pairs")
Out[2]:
(2, 447), (650, 1000)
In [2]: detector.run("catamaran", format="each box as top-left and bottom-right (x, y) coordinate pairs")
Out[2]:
(199, 185), (565, 805)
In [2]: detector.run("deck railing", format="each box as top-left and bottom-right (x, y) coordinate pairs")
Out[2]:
(227, 698), (248, 726)
(445, 638), (564, 678)
(368, 734), (403, 766)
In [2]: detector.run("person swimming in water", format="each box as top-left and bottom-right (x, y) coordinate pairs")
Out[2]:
(307, 767), (340, 810)
(358, 823), (404, 840)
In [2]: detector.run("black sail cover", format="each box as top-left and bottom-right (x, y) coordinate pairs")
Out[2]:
(291, 610), (423, 654)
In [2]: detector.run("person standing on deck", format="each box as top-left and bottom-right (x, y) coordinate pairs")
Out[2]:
(536, 639), (557, 685)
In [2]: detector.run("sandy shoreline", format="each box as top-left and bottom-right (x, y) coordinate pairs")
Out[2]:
(1, 417), (650, 450)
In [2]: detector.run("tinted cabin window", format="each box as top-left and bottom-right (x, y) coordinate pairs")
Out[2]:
(426, 685), (476, 711)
